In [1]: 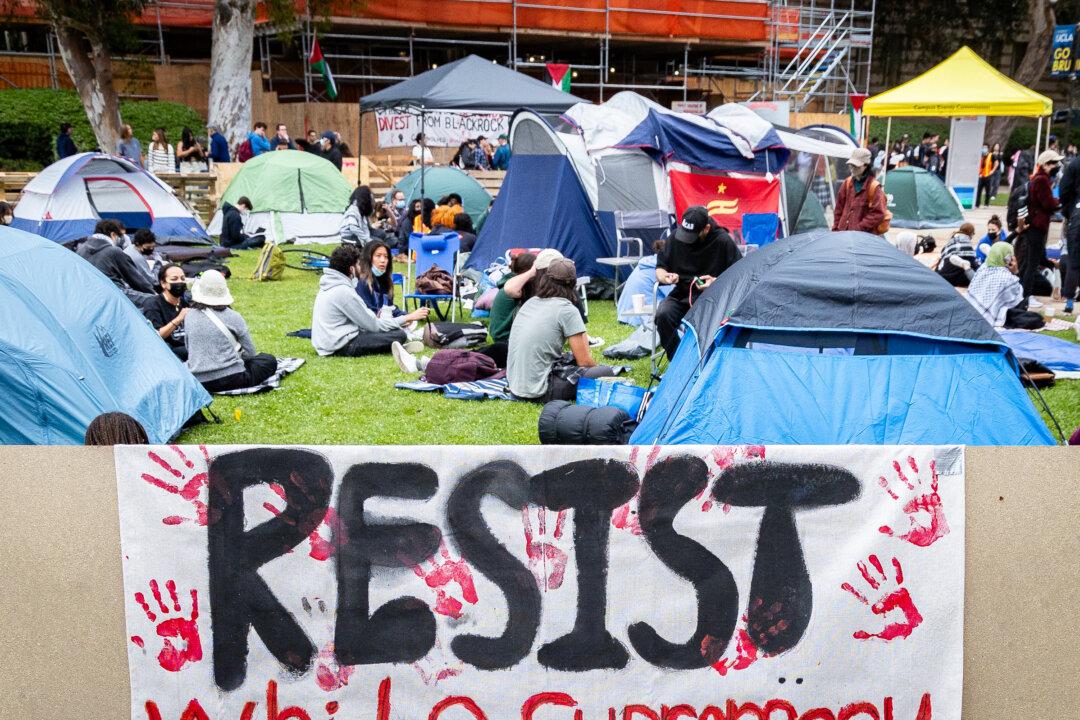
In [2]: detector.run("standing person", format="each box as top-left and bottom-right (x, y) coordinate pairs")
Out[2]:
(412, 132), (435, 166)
(185, 270), (277, 392)
(248, 122), (271, 157)
(311, 244), (428, 357)
(832, 148), (888, 234)
(975, 143), (998, 208)
(655, 206), (741, 359)
(1063, 201), (1080, 314)
(219, 196), (265, 250)
(506, 258), (616, 401)
(146, 128), (175, 175)
(320, 131), (343, 170)
(118, 124), (143, 167)
(176, 127), (207, 172)
(335, 131), (353, 158)
(76, 219), (157, 308)
(143, 263), (190, 361)
(207, 124), (230, 164)
(56, 122), (77, 159)
(492, 134), (511, 170)
(1023, 149), (1063, 306)
(937, 139), (949, 181)
(269, 123), (296, 151)
(988, 142), (1004, 201)
(123, 228), (164, 287)
(450, 141), (470, 169)
(302, 129), (321, 154)
(469, 138), (490, 170)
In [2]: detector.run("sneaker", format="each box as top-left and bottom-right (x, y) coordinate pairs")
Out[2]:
(417, 355), (430, 372)
(1028, 297), (1044, 309)
(588, 336), (605, 348)
(1066, 299), (1075, 314)
(403, 340), (424, 354)
(391, 342), (418, 373)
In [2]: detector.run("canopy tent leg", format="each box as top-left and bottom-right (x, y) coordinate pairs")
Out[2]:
(881, 117), (892, 184)
(420, 109), (426, 200)
(1035, 116), (1042, 158)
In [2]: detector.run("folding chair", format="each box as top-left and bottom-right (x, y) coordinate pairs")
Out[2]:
(404, 231), (461, 321)
(741, 212), (780, 249)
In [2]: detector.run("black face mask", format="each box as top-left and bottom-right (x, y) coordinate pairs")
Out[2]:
(987, 231), (999, 240)
(1050, 165), (1061, 177)
(168, 282), (187, 297)
(140, 246), (155, 256)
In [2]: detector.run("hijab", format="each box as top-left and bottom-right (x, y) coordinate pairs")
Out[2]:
(985, 241), (1014, 268)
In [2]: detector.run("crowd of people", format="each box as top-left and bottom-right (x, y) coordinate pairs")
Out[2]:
(412, 132), (511, 170)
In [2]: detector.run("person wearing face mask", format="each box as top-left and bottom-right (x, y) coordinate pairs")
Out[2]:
(143, 263), (190, 361)
(76, 219), (157, 308)
(354, 240), (409, 321)
(1022, 149), (1064, 306)
(219, 196), (265, 249)
(833, 147), (888, 233)
(0, 201), (13, 226)
(975, 215), (1004, 264)
(311, 244), (429, 357)
(385, 189), (407, 231)
(975, 144), (998, 208)
(340, 186), (376, 246)
(124, 228), (164, 286)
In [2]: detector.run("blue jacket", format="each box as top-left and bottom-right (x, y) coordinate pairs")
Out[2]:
(209, 133), (230, 163)
(493, 144), (511, 170)
(56, 133), (77, 159)
(248, 132), (271, 156)
(355, 278), (405, 317)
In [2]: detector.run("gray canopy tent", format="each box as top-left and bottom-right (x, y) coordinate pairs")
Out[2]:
(360, 55), (588, 197)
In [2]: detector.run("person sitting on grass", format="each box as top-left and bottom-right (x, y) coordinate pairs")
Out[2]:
(966, 242), (1023, 328)
(488, 252), (536, 344)
(124, 228), (164, 287)
(935, 222), (979, 287)
(220, 196), (265, 250)
(976, 215), (1005, 264)
(76, 219), (157, 309)
(184, 270), (278, 392)
(340, 186), (378, 246)
(143, 263), (190, 361)
(506, 258), (616, 402)
(355, 240), (407, 322)
(311, 244), (429, 357)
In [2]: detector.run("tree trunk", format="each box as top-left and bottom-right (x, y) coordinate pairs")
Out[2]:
(208, 0), (256, 154)
(52, 23), (123, 154)
(985, 0), (1055, 148)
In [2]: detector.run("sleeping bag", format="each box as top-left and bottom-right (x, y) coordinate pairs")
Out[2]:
(538, 400), (633, 445)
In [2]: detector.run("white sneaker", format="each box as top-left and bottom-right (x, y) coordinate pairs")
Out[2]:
(417, 355), (430, 372)
(588, 336), (605, 347)
(391, 342), (418, 373)
(403, 340), (424, 354)
(1028, 297), (1044, 309)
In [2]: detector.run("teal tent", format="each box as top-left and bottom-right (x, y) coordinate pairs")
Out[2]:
(884, 166), (965, 229)
(395, 167), (493, 225)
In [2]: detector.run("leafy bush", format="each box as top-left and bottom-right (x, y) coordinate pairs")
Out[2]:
(0, 89), (205, 169)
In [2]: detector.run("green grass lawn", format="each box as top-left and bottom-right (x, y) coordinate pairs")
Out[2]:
(179, 246), (1080, 445)
(179, 246), (655, 445)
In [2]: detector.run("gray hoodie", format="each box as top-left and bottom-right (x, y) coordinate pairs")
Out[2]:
(311, 268), (400, 356)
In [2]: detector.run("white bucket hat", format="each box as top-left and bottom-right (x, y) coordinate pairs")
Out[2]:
(190, 270), (234, 306)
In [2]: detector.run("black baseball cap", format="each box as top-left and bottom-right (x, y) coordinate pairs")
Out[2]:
(674, 206), (710, 243)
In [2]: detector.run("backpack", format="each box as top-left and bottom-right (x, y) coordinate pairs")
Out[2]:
(415, 266), (454, 295)
(252, 242), (285, 281)
(422, 321), (488, 349)
(422, 349), (500, 385)
(236, 139), (253, 163)
(863, 178), (892, 235)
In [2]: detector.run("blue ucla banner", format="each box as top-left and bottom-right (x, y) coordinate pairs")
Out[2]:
(1050, 24), (1078, 77)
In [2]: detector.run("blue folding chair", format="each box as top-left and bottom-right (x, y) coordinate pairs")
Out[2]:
(741, 212), (780, 249)
(405, 231), (460, 321)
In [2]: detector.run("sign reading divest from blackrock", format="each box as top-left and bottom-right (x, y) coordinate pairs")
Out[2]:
(375, 110), (510, 148)
(115, 446), (964, 720)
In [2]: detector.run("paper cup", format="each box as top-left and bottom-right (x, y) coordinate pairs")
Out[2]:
(1045, 306), (1056, 318)
(632, 293), (646, 313)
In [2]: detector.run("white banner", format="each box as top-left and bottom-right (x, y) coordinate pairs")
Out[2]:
(116, 445), (963, 720)
(375, 110), (510, 148)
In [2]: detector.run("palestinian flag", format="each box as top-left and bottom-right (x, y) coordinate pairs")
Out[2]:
(547, 63), (571, 92)
(849, 93), (868, 144)
(309, 36), (338, 100)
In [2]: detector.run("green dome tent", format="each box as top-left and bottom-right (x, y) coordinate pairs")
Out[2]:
(883, 166), (965, 229)
(394, 166), (493, 225)
(208, 151), (353, 243)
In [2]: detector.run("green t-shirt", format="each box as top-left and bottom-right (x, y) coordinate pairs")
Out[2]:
(488, 274), (519, 343)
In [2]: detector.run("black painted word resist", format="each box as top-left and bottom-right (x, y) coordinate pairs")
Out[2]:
(207, 449), (860, 691)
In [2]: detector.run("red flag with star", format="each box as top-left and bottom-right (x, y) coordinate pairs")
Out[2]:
(669, 169), (780, 234)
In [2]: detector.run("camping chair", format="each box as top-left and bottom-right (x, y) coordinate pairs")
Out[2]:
(404, 231), (460, 321)
(597, 210), (669, 289)
(741, 213), (780, 249)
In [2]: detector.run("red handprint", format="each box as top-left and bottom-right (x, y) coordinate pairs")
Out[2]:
(842, 554), (923, 641)
(877, 457), (949, 547)
(698, 446), (767, 512)
(706, 615), (761, 676)
(132, 579), (202, 671)
(314, 641), (354, 691)
(412, 638), (463, 686)
(613, 446), (662, 535)
(262, 483), (345, 561)
(412, 540), (479, 620)
(522, 505), (570, 591)
(141, 446), (211, 526)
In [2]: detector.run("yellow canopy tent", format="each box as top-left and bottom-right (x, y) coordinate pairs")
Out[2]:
(863, 46), (1052, 118)
(862, 47), (1053, 191)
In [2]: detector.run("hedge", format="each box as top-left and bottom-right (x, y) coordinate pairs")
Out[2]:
(0, 88), (205, 170)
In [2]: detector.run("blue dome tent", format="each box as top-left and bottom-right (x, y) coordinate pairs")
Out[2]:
(0, 226), (210, 444)
(631, 230), (1055, 446)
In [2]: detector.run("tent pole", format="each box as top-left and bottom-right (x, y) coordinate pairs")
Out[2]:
(1035, 116), (1042, 158)
(824, 153), (836, 208)
(420, 108), (426, 201)
(881, 117), (891, 184)
(778, 166), (789, 236)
